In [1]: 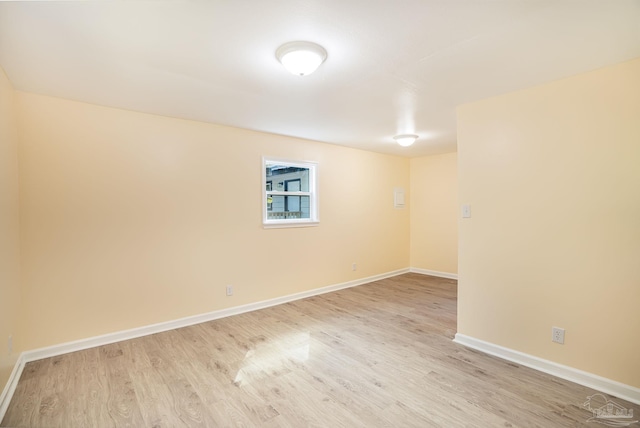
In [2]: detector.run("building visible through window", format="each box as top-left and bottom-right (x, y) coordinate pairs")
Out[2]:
(263, 159), (318, 227)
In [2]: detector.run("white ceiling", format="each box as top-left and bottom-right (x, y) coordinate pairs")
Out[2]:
(1, 1), (639, 157)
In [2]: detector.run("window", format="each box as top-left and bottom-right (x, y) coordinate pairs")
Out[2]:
(263, 158), (318, 227)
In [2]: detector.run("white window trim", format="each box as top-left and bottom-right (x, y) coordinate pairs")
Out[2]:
(262, 157), (319, 228)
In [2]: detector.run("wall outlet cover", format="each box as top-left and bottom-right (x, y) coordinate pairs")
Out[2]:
(552, 327), (565, 344)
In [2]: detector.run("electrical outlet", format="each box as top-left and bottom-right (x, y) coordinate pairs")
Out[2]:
(226, 285), (233, 296)
(552, 327), (565, 344)
(8, 335), (12, 355)
(352, 263), (357, 271)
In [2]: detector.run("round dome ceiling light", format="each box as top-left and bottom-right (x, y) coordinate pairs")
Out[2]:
(394, 134), (419, 147)
(276, 41), (327, 76)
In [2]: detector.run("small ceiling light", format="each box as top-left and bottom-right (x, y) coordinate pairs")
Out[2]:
(394, 134), (418, 147)
(276, 41), (327, 76)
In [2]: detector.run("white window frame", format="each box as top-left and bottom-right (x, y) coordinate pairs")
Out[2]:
(263, 157), (319, 228)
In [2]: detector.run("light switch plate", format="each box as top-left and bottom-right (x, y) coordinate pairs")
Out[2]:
(394, 187), (405, 208)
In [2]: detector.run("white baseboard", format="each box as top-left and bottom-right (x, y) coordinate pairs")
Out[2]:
(453, 333), (640, 405)
(0, 354), (25, 422)
(410, 267), (458, 280)
(0, 268), (409, 422)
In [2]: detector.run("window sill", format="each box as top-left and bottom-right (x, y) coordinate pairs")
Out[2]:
(263, 221), (320, 229)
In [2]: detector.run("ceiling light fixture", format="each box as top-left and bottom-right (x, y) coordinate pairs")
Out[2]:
(276, 41), (327, 76)
(394, 134), (418, 147)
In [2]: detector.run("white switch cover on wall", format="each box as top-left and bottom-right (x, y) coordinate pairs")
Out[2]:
(394, 187), (405, 208)
(462, 204), (471, 218)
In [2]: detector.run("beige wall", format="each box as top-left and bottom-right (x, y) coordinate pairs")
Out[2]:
(0, 68), (22, 389)
(410, 153), (458, 274)
(16, 92), (410, 350)
(457, 58), (640, 387)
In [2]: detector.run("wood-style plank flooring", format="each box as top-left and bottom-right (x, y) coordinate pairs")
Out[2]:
(3, 274), (638, 427)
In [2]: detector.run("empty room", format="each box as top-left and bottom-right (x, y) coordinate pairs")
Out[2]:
(1, 1), (639, 427)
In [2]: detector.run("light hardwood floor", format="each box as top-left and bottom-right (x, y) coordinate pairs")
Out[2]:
(3, 273), (638, 427)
